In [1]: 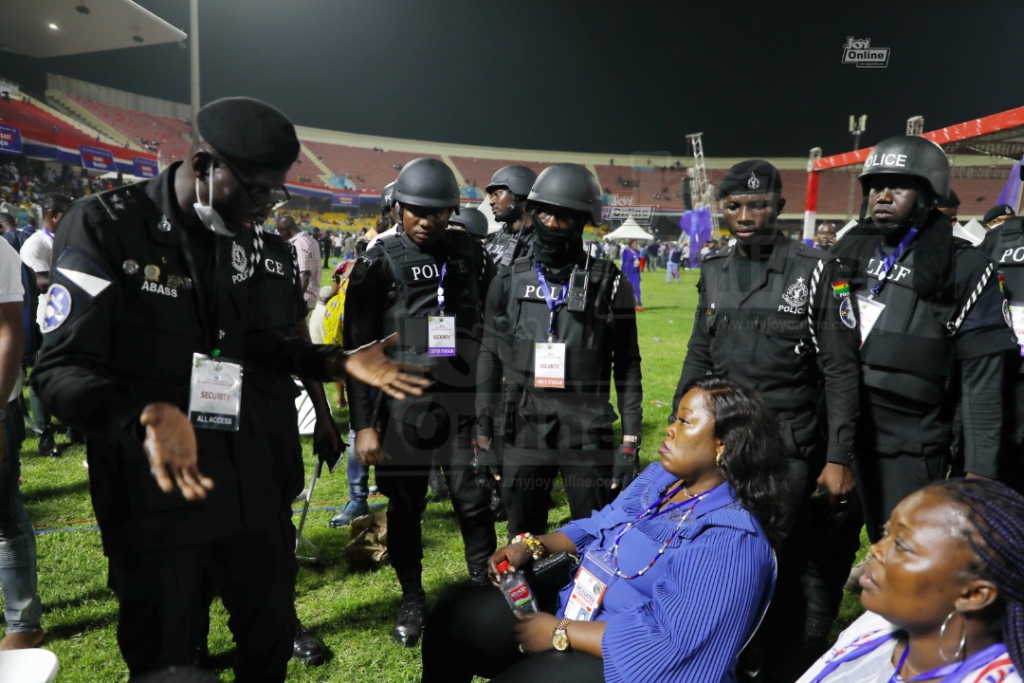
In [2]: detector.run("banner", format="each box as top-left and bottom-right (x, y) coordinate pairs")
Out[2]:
(133, 157), (158, 179)
(0, 124), (22, 154)
(332, 192), (359, 207)
(79, 145), (116, 172)
(609, 205), (654, 225)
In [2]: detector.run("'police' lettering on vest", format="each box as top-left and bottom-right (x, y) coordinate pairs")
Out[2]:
(1000, 247), (1024, 264)
(407, 264), (441, 281)
(264, 258), (285, 275)
(519, 285), (551, 301)
(866, 258), (912, 283)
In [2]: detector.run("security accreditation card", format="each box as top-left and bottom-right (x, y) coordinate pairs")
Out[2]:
(563, 550), (616, 621)
(428, 316), (456, 357)
(534, 342), (566, 388)
(188, 353), (243, 431)
(856, 295), (886, 348)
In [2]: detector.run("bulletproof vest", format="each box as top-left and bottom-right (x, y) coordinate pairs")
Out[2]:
(485, 223), (535, 270)
(378, 232), (485, 368)
(841, 236), (958, 403)
(248, 234), (300, 335)
(504, 255), (617, 397)
(698, 241), (820, 412)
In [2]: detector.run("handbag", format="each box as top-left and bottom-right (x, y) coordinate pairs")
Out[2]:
(527, 551), (579, 592)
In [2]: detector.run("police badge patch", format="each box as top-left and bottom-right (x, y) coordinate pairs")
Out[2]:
(747, 172), (760, 190)
(783, 277), (809, 308)
(231, 242), (247, 273)
(839, 297), (857, 329)
(41, 284), (73, 333)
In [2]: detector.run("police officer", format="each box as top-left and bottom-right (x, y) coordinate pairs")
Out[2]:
(344, 157), (497, 647)
(476, 163), (643, 538)
(974, 202), (1024, 491)
(484, 165), (538, 269)
(30, 97), (427, 680)
(448, 206), (489, 241)
(673, 160), (861, 680)
(831, 136), (1016, 539)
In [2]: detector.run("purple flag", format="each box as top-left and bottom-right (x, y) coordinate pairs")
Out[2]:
(679, 208), (712, 269)
(997, 159), (1023, 213)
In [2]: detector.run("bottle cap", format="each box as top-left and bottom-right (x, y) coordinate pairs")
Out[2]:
(496, 560), (509, 574)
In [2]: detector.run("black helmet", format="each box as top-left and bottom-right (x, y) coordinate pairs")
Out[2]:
(381, 181), (396, 213)
(393, 158), (460, 210)
(449, 206), (489, 238)
(527, 163), (603, 226)
(485, 165), (537, 198)
(859, 135), (950, 200)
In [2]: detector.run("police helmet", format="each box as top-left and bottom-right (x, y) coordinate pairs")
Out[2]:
(449, 206), (489, 238)
(381, 181), (396, 212)
(527, 163), (603, 226)
(859, 135), (950, 200)
(393, 158), (460, 210)
(485, 165), (537, 198)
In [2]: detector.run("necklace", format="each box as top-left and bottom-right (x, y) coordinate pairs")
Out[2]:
(610, 482), (720, 580)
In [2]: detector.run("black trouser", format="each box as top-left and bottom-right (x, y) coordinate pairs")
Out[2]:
(501, 447), (614, 538)
(421, 583), (604, 683)
(379, 410), (496, 594)
(854, 449), (947, 542)
(108, 526), (294, 683)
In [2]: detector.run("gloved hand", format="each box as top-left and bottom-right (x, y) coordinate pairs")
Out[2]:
(610, 443), (639, 490)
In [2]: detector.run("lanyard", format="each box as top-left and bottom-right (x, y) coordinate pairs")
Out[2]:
(806, 631), (1007, 683)
(436, 261), (448, 312)
(41, 229), (54, 241)
(871, 228), (918, 296)
(610, 482), (721, 580)
(535, 263), (567, 342)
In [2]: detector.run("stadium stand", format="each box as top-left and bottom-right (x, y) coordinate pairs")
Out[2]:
(448, 157), (547, 189)
(0, 98), (100, 140)
(68, 96), (193, 164)
(302, 141), (441, 192)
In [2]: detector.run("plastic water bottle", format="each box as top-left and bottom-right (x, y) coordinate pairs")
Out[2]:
(496, 560), (539, 615)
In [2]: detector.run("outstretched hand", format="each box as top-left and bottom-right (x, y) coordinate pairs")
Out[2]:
(344, 333), (432, 400)
(140, 403), (214, 501)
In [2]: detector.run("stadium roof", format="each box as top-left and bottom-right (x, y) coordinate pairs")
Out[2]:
(0, 1), (186, 59)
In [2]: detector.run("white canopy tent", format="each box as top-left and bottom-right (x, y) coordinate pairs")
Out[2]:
(604, 218), (653, 241)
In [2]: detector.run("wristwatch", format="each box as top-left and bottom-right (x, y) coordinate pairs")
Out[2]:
(551, 617), (572, 652)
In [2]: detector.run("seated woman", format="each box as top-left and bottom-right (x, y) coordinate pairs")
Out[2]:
(421, 376), (792, 682)
(797, 478), (1024, 682)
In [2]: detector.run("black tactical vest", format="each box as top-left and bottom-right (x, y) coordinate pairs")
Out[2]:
(248, 233), (300, 335)
(981, 217), (1024, 371)
(486, 223), (536, 271)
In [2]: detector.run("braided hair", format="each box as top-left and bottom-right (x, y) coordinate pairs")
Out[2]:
(931, 478), (1024, 671)
(684, 376), (793, 548)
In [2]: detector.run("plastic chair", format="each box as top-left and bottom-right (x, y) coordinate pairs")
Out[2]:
(0, 648), (59, 683)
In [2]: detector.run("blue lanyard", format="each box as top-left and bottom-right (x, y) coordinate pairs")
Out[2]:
(807, 631), (1007, 683)
(42, 229), (55, 241)
(436, 262), (448, 312)
(535, 263), (567, 341)
(871, 228), (917, 296)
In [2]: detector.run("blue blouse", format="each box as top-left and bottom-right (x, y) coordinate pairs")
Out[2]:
(556, 463), (776, 683)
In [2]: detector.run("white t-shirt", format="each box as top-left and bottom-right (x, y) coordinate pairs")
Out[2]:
(20, 230), (53, 274)
(0, 238), (24, 402)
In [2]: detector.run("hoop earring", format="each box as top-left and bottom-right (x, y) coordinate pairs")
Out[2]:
(938, 610), (967, 663)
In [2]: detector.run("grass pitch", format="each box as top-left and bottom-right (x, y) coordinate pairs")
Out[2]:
(14, 263), (865, 681)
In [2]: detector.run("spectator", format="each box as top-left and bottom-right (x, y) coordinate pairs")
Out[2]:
(814, 221), (837, 250)
(666, 242), (681, 282)
(276, 215), (322, 314)
(620, 239), (643, 311)
(422, 376), (790, 683)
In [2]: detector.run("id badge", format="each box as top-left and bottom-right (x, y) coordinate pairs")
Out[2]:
(428, 316), (457, 357)
(188, 353), (243, 431)
(564, 549), (616, 621)
(1009, 302), (1024, 356)
(856, 295), (886, 347)
(534, 342), (566, 388)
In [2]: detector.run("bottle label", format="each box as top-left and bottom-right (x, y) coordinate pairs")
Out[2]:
(507, 582), (533, 608)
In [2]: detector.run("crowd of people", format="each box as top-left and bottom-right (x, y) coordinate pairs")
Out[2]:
(0, 99), (1023, 683)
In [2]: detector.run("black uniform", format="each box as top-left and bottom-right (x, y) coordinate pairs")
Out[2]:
(476, 252), (643, 536)
(970, 218), (1024, 491)
(833, 220), (1016, 538)
(485, 220), (536, 272)
(344, 230), (497, 591)
(32, 164), (337, 680)
(674, 235), (861, 678)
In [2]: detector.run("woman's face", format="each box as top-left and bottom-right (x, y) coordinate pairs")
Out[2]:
(660, 389), (723, 486)
(860, 488), (978, 634)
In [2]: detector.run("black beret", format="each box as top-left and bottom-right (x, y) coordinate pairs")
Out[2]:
(716, 159), (782, 199)
(936, 189), (960, 208)
(983, 204), (1015, 224)
(196, 97), (299, 170)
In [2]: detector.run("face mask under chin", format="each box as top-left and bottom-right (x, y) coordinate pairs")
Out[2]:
(193, 174), (236, 237)
(534, 221), (584, 266)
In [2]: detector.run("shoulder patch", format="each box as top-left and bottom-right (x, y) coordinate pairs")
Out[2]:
(41, 284), (73, 333)
(839, 297), (857, 329)
(349, 256), (372, 285)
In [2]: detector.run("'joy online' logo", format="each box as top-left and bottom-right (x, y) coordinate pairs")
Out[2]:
(842, 37), (890, 68)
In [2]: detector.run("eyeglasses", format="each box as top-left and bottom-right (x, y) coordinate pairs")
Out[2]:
(209, 154), (291, 209)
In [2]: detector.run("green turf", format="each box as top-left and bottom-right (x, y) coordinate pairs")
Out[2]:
(12, 263), (866, 681)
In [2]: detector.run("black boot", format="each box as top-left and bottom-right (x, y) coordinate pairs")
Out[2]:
(468, 564), (489, 587)
(428, 465), (449, 501)
(38, 427), (58, 458)
(293, 621), (329, 666)
(393, 591), (427, 647)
